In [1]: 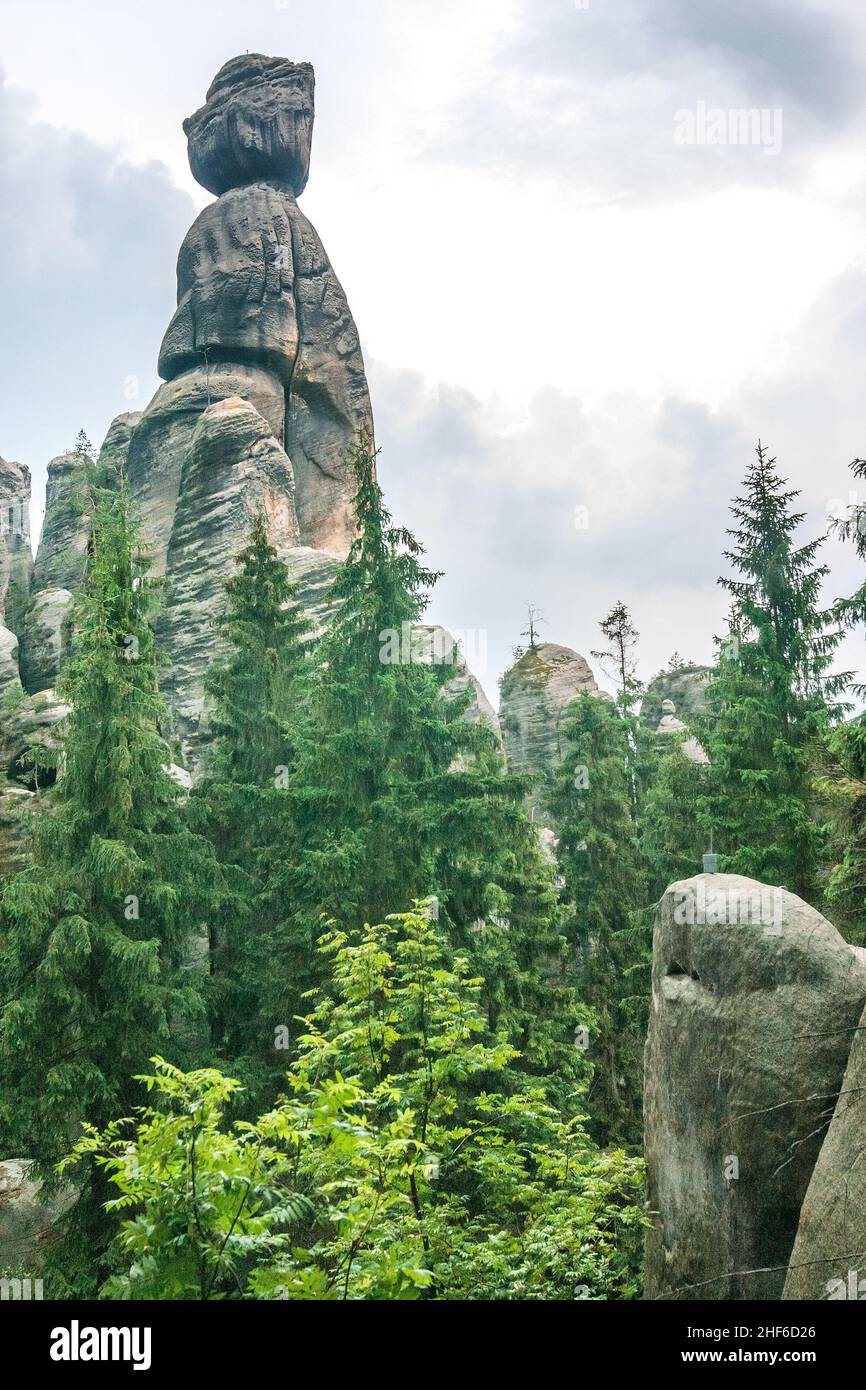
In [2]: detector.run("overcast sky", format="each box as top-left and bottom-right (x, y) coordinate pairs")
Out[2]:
(2, 0), (866, 701)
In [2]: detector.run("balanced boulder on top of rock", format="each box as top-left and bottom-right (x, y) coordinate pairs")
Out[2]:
(150, 53), (373, 560)
(184, 54), (314, 197)
(644, 874), (866, 1301)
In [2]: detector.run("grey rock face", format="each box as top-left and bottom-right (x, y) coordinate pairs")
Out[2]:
(158, 396), (333, 765)
(18, 588), (73, 695)
(412, 624), (502, 746)
(641, 664), (710, 730)
(184, 54), (314, 198)
(0, 624), (20, 701)
(128, 364), (284, 575)
(654, 699), (710, 766)
(159, 182), (302, 386)
(155, 181), (372, 556)
(499, 644), (605, 810)
(0, 1158), (75, 1276)
(0, 457), (32, 636)
(32, 454), (90, 593)
(284, 199), (374, 557)
(783, 990), (866, 1299)
(127, 365), (285, 578)
(644, 874), (866, 1301)
(97, 410), (142, 480)
(0, 688), (68, 790)
(150, 53), (372, 560)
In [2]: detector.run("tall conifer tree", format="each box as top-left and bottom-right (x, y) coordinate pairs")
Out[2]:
(696, 443), (845, 898)
(194, 516), (310, 1088)
(550, 692), (649, 1145)
(270, 444), (579, 1082)
(0, 464), (220, 1288)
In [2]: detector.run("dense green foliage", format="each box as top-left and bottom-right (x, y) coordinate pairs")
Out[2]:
(199, 445), (582, 1101)
(193, 515), (310, 1093)
(550, 692), (650, 1145)
(694, 443), (844, 899)
(63, 907), (645, 1300)
(0, 464), (222, 1290)
(6, 429), (866, 1301)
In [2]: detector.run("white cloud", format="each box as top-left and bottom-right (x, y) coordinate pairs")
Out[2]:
(1, 0), (865, 706)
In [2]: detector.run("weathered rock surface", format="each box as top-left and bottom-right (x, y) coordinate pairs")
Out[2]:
(155, 180), (372, 558)
(150, 54), (372, 560)
(158, 397), (335, 765)
(783, 991), (866, 1299)
(654, 698), (710, 766)
(0, 624), (20, 701)
(641, 664), (710, 730)
(158, 181), (303, 386)
(184, 54), (314, 198)
(97, 410), (142, 480)
(0, 457), (32, 636)
(644, 874), (866, 1301)
(18, 588), (73, 695)
(412, 625), (502, 746)
(31, 453), (90, 593)
(0, 1158), (75, 1277)
(499, 644), (606, 808)
(127, 365), (285, 578)
(280, 196), (375, 557)
(0, 688), (69, 790)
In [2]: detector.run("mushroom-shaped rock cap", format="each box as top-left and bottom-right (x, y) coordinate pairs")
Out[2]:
(185, 54), (315, 197)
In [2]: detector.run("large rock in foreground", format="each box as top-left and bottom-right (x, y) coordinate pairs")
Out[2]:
(644, 874), (866, 1301)
(784, 995), (866, 1299)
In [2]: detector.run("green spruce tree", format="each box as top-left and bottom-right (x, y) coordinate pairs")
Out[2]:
(696, 442), (845, 899)
(194, 515), (310, 1093)
(820, 456), (866, 938)
(550, 692), (650, 1146)
(0, 466), (221, 1290)
(273, 443), (579, 1083)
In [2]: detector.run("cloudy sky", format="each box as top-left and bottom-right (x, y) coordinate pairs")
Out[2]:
(2, 0), (866, 701)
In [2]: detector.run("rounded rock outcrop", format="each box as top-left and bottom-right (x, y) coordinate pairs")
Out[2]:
(644, 873), (866, 1301)
(184, 54), (315, 197)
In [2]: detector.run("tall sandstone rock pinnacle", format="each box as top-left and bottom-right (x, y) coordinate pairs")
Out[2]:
(135, 52), (373, 567)
(12, 54), (374, 767)
(133, 53), (372, 761)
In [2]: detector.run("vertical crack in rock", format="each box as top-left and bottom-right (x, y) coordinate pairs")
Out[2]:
(644, 873), (866, 1300)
